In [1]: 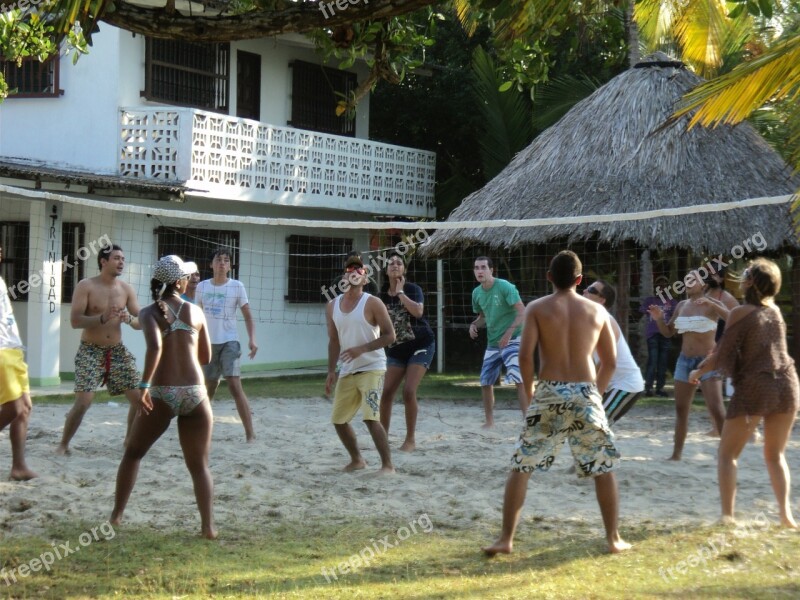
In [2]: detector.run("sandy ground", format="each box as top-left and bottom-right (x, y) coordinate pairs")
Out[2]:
(1, 398), (798, 539)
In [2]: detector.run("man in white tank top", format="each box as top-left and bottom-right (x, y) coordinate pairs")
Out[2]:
(325, 255), (397, 474)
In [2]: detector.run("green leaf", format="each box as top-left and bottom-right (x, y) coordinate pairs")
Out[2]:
(757, 0), (773, 18)
(746, 0), (760, 16)
(498, 81), (514, 92)
(727, 4), (746, 18)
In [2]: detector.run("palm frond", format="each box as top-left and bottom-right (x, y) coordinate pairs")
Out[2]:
(451, 0), (480, 37)
(471, 45), (533, 180)
(634, 0), (681, 52)
(532, 74), (602, 131)
(675, 33), (800, 127)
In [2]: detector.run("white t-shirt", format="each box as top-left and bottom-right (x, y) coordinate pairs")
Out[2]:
(594, 314), (645, 394)
(0, 276), (24, 350)
(196, 279), (249, 344)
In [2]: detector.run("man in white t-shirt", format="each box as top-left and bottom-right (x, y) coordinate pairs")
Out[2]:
(196, 248), (258, 442)
(0, 245), (37, 480)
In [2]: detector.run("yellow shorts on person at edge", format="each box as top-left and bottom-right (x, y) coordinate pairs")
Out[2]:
(331, 370), (384, 424)
(0, 348), (30, 405)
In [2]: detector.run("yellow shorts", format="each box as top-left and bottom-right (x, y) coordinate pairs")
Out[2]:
(331, 370), (384, 424)
(0, 348), (30, 405)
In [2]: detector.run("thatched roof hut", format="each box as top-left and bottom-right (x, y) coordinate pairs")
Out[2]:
(423, 52), (799, 256)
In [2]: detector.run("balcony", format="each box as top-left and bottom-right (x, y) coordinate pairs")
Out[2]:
(118, 107), (436, 218)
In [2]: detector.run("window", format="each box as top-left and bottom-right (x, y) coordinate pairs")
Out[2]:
(144, 38), (230, 112)
(154, 227), (240, 280)
(287, 235), (353, 303)
(61, 222), (85, 303)
(290, 60), (357, 137)
(0, 222), (30, 301)
(0, 55), (60, 98)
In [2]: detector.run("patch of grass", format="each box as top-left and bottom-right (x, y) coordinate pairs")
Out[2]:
(2, 517), (798, 598)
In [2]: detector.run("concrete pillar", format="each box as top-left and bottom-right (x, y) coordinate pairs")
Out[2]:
(26, 199), (62, 386)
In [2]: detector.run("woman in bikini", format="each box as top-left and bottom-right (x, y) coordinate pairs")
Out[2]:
(648, 270), (727, 461)
(689, 259), (798, 527)
(111, 255), (216, 539)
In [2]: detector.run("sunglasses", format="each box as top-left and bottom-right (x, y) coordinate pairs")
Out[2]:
(345, 265), (366, 274)
(584, 286), (601, 295)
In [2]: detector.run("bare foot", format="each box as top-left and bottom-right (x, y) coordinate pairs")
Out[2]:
(666, 454), (681, 461)
(202, 527), (219, 540)
(9, 468), (38, 481)
(780, 517), (798, 529)
(608, 539), (632, 554)
(343, 459), (367, 472)
(109, 514), (122, 526)
(482, 540), (512, 557)
(481, 422), (494, 430)
(399, 440), (416, 452)
(719, 515), (736, 526)
(55, 444), (70, 456)
(246, 436), (256, 443)
(374, 466), (396, 476)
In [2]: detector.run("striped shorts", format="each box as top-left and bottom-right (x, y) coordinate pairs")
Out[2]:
(602, 389), (642, 425)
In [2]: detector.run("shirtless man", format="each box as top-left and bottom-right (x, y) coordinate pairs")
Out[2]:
(57, 244), (144, 455)
(325, 254), (396, 474)
(483, 250), (630, 555)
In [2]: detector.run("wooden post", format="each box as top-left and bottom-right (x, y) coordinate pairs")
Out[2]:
(617, 241), (631, 338)
(792, 250), (800, 365)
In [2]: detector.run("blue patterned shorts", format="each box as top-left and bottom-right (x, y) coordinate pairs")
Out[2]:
(479, 338), (521, 386)
(511, 381), (619, 478)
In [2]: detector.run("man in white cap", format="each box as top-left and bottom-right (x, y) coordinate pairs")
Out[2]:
(57, 243), (144, 455)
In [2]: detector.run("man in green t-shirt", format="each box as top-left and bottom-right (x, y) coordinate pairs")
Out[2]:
(469, 257), (527, 428)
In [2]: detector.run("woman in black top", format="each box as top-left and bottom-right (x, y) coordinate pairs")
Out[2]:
(378, 250), (435, 452)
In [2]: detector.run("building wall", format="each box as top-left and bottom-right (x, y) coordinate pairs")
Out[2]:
(0, 28), (371, 173)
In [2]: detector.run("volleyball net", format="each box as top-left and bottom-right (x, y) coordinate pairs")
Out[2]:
(2, 186), (796, 370)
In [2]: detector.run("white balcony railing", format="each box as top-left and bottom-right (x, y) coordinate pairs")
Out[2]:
(119, 107), (436, 218)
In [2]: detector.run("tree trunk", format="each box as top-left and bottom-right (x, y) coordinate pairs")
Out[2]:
(626, 0), (640, 67)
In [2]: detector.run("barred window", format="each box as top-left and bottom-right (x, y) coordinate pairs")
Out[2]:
(0, 56), (60, 98)
(61, 222), (85, 303)
(290, 61), (357, 137)
(287, 235), (353, 303)
(0, 222), (30, 301)
(154, 227), (240, 280)
(144, 38), (230, 112)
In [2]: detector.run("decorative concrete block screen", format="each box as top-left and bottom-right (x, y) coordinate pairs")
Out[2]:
(119, 108), (436, 217)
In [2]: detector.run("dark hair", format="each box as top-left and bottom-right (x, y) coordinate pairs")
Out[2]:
(150, 278), (179, 320)
(385, 250), (406, 271)
(97, 244), (122, 270)
(744, 258), (781, 306)
(595, 279), (616, 309)
(212, 247), (233, 261)
(549, 250), (582, 290)
(474, 256), (493, 271)
(704, 265), (727, 290)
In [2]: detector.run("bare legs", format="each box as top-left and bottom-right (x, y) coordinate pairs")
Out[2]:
(481, 385), (495, 429)
(380, 364), (427, 452)
(482, 470), (630, 556)
(57, 391), (94, 455)
(1, 393), (37, 480)
(205, 376), (254, 442)
(334, 420), (395, 474)
(763, 412), (797, 528)
(111, 400), (216, 538)
(700, 378), (725, 439)
(669, 381), (696, 461)
(718, 415), (753, 523)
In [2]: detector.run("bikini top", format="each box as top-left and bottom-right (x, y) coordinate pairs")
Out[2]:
(161, 299), (198, 337)
(674, 315), (717, 334)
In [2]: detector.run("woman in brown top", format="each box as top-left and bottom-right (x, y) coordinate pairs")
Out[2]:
(690, 258), (799, 528)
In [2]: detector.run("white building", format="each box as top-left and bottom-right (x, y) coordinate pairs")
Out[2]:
(0, 27), (436, 386)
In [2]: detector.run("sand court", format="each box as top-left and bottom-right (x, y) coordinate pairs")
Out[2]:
(1, 399), (798, 538)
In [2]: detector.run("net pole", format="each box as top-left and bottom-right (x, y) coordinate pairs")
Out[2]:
(436, 258), (444, 374)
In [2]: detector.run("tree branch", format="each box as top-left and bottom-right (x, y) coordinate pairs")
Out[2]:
(100, 0), (438, 42)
